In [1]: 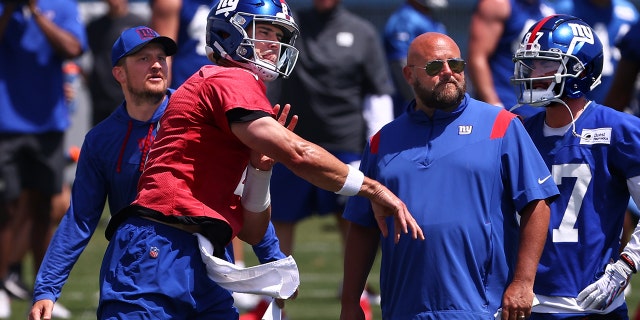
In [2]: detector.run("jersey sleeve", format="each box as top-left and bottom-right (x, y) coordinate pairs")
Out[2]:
(501, 116), (559, 211)
(32, 136), (108, 302)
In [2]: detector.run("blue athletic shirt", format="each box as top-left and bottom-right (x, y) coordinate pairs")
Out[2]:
(344, 94), (559, 319)
(0, 0), (87, 133)
(32, 90), (284, 303)
(169, 0), (213, 87)
(524, 102), (640, 311)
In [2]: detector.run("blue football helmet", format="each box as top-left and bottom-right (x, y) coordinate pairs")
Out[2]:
(205, 0), (300, 81)
(511, 14), (603, 106)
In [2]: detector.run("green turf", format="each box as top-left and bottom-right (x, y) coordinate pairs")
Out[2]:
(10, 213), (640, 319)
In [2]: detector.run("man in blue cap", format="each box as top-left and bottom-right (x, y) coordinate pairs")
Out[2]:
(28, 26), (177, 320)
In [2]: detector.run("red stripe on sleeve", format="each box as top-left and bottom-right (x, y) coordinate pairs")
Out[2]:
(490, 109), (517, 139)
(370, 131), (380, 154)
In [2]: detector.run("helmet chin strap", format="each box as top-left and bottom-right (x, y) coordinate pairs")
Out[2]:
(509, 98), (590, 139)
(552, 98), (592, 139)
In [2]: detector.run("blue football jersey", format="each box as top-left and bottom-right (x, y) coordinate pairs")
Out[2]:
(525, 103), (640, 298)
(171, 0), (214, 87)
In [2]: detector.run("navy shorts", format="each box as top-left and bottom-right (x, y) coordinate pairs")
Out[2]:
(99, 216), (238, 320)
(0, 132), (65, 202)
(530, 304), (628, 319)
(270, 152), (360, 223)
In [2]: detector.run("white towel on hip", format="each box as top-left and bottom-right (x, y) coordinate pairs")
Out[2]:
(196, 233), (300, 299)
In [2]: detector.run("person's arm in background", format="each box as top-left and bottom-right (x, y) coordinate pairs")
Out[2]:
(149, 0), (180, 83)
(362, 18), (395, 136)
(27, 0), (83, 58)
(0, 2), (20, 42)
(363, 94), (394, 138)
(468, 0), (510, 107)
(603, 58), (640, 112)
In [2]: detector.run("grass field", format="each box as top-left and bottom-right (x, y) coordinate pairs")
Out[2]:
(8, 213), (640, 319)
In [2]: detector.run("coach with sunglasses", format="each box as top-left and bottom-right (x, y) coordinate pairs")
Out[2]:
(340, 32), (559, 320)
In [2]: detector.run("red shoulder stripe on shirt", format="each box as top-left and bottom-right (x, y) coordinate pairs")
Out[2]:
(490, 109), (516, 139)
(370, 131), (381, 155)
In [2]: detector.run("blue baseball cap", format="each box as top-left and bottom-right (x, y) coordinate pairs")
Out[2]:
(111, 26), (177, 67)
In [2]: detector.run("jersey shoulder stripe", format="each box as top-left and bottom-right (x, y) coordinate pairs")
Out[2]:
(370, 131), (381, 155)
(490, 109), (516, 139)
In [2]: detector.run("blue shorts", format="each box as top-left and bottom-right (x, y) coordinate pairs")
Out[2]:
(270, 152), (360, 223)
(530, 304), (628, 319)
(99, 216), (238, 320)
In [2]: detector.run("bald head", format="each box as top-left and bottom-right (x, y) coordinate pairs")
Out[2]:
(407, 32), (461, 67)
(403, 32), (466, 116)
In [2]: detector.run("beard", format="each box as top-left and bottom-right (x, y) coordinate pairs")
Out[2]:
(414, 78), (466, 111)
(126, 79), (166, 105)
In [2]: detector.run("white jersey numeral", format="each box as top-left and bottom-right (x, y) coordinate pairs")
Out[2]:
(551, 163), (592, 243)
(189, 5), (210, 56)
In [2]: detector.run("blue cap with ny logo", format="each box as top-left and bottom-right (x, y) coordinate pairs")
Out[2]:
(111, 26), (178, 67)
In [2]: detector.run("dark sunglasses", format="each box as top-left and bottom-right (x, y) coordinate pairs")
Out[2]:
(415, 58), (466, 76)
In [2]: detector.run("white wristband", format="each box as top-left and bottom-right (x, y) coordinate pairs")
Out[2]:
(241, 164), (272, 212)
(335, 165), (364, 196)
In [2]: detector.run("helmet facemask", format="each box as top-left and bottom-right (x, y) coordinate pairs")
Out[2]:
(512, 42), (587, 107)
(208, 11), (299, 82)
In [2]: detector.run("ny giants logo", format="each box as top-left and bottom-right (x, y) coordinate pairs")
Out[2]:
(523, 22), (594, 56)
(215, 0), (293, 22)
(136, 27), (158, 40)
(216, 0), (240, 17)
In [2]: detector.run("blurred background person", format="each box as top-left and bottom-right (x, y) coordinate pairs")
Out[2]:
(383, 0), (448, 117)
(467, 0), (554, 118)
(604, 10), (640, 114)
(149, 0), (210, 88)
(0, 0), (87, 317)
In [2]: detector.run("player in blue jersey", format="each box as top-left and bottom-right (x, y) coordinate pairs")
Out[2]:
(468, 0), (555, 118)
(150, 0), (212, 88)
(340, 32), (559, 320)
(383, 0), (447, 117)
(28, 25), (298, 320)
(510, 14), (640, 319)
